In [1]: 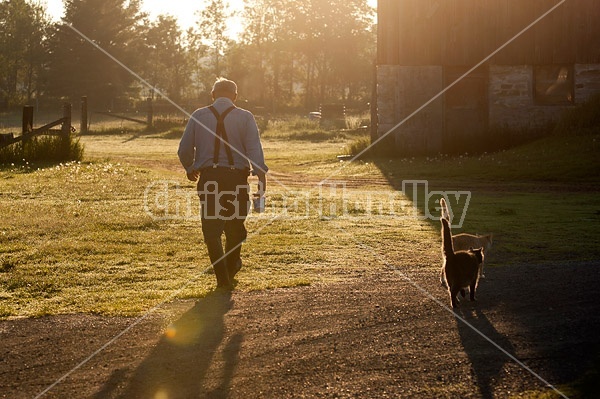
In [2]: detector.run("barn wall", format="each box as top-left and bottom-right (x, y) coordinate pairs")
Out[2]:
(377, 65), (443, 154)
(378, 0), (600, 66)
(379, 63), (600, 154)
(377, 0), (600, 154)
(489, 64), (600, 129)
(575, 64), (600, 102)
(487, 65), (550, 129)
(376, 65), (400, 135)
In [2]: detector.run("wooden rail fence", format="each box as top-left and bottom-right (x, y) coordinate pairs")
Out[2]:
(0, 103), (73, 150)
(1, 96), (156, 148)
(92, 97), (153, 129)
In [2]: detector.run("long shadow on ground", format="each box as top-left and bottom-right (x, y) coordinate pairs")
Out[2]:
(455, 261), (600, 398)
(372, 159), (600, 396)
(97, 290), (239, 399)
(454, 307), (516, 399)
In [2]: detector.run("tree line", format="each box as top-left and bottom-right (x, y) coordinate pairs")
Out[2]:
(0, 0), (376, 113)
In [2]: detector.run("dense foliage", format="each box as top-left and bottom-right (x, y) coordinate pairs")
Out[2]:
(0, 0), (375, 112)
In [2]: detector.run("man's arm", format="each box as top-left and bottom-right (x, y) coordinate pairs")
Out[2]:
(255, 170), (267, 197)
(244, 112), (269, 180)
(178, 115), (198, 181)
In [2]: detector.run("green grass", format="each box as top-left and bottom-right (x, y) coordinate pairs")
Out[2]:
(0, 142), (420, 318)
(261, 116), (365, 143)
(0, 134), (84, 164)
(370, 133), (599, 183)
(1, 117), (598, 399)
(0, 116), (599, 319)
(372, 133), (600, 266)
(512, 359), (600, 399)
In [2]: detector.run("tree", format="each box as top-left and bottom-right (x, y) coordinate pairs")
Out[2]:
(289, 0), (375, 108)
(191, 0), (233, 78)
(185, 27), (211, 101)
(239, 0), (295, 110)
(0, 0), (50, 108)
(141, 15), (189, 103)
(45, 0), (146, 109)
(239, 0), (375, 110)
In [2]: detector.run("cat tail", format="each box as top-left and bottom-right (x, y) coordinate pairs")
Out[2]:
(439, 197), (450, 222)
(441, 217), (455, 258)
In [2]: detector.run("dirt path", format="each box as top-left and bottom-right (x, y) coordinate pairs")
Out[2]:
(2, 260), (599, 399)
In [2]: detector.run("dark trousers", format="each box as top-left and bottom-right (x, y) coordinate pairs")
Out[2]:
(198, 168), (250, 287)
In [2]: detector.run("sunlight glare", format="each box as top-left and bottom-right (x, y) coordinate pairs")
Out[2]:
(164, 324), (177, 339)
(42, 0), (377, 39)
(44, 0), (249, 37)
(153, 389), (169, 399)
(142, 0), (247, 32)
(44, 0), (377, 33)
(163, 320), (205, 346)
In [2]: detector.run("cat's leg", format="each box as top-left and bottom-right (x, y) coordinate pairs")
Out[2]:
(479, 261), (485, 278)
(469, 280), (477, 301)
(450, 286), (461, 308)
(460, 288), (466, 297)
(440, 266), (447, 288)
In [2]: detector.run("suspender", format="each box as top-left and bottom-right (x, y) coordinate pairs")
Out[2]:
(208, 105), (236, 169)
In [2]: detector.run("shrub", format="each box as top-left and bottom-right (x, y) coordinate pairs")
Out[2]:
(0, 134), (84, 164)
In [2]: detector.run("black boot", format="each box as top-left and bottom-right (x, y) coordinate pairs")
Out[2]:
(214, 261), (232, 290)
(205, 236), (232, 289)
(224, 222), (246, 281)
(227, 258), (242, 280)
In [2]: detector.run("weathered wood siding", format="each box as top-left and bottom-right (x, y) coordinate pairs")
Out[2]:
(377, 0), (600, 154)
(378, 0), (600, 66)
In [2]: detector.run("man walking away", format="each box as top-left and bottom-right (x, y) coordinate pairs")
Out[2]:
(178, 77), (268, 290)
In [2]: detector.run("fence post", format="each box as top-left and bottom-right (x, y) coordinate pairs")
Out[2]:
(22, 105), (34, 159)
(62, 102), (72, 136)
(80, 96), (88, 135)
(146, 97), (153, 127)
(61, 102), (72, 158)
(22, 105), (34, 135)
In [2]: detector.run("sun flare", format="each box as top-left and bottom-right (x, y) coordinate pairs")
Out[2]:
(44, 0), (376, 34)
(46, 0), (252, 30)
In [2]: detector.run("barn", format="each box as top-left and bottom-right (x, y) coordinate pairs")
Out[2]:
(376, 0), (600, 154)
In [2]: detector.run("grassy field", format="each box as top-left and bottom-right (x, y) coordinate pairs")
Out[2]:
(1, 119), (599, 319)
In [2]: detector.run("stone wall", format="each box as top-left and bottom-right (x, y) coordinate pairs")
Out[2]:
(488, 64), (600, 130)
(488, 65), (559, 129)
(377, 65), (443, 154)
(575, 64), (600, 102)
(378, 63), (600, 154)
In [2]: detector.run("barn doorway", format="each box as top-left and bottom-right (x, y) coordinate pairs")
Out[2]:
(443, 66), (488, 154)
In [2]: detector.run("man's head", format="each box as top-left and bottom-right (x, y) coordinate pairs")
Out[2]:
(212, 77), (238, 101)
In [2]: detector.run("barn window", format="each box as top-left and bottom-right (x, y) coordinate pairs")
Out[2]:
(533, 65), (574, 105)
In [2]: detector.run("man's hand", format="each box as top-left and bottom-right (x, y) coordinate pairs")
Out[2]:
(255, 170), (267, 197)
(186, 169), (200, 182)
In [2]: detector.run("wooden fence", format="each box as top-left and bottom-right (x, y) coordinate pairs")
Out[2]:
(90, 97), (153, 131)
(1, 96), (160, 146)
(0, 103), (73, 150)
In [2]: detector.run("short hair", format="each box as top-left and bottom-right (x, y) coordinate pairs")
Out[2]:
(212, 77), (237, 95)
